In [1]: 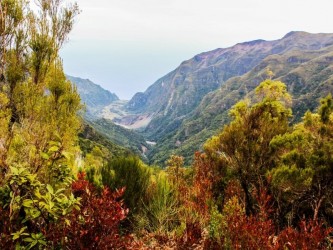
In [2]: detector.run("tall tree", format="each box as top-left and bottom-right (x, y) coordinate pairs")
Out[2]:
(204, 79), (292, 215)
(270, 94), (333, 224)
(1, 0), (80, 181)
(0, 0), (81, 247)
(0, 0), (27, 169)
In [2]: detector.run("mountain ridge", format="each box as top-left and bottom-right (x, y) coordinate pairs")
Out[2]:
(73, 31), (333, 165)
(131, 31), (333, 164)
(67, 75), (119, 118)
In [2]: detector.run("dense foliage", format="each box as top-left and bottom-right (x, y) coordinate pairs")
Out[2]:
(0, 0), (81, 247)
(89, 118), (149, 159)
(1, 0), (333, 249)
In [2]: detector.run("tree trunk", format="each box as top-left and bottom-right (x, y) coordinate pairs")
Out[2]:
(313, 196), (325, 222)
(241, 180), (253, 216)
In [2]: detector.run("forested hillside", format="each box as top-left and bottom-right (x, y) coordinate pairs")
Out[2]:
(132, 32), (333, 165)
(149, 33), (333, 165)
(87, 118), (149, 158)
(78, 32), (333, 166)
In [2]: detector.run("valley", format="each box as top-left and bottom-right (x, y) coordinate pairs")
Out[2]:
(100, 100), (153, 130)
(70, 31), (333, 166)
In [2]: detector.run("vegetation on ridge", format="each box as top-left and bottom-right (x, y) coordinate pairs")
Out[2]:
(146, 39), (333, 166)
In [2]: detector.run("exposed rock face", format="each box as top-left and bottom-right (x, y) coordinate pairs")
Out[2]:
(113, 114), (152, 130)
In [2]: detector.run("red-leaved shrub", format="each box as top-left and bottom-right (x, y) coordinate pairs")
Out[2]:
(48, 172), (133, 249)
(275, 220), (332, 250)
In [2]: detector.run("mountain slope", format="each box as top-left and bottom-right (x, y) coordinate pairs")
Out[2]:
(133, 31), (333, 165)
(74, 32), (333, 166)
(87, 119), (149, 160)
(128, 32), (333, 137)
(126, 39), (278, 137)
(67, 75), (149, 157)
(67, 75), (119, 118)
(79, 123), (132, 158)
(148, 42), (333, 165)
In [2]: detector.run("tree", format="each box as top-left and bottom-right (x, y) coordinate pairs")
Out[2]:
(101, 156), (151, 220)
(0, 0), (81, 247)
(270, 94), (333, 224)
(1, 0), (80, 179)
(0, 0), (28, 171)
(204, 79), (292, 215)
(166, 154), (185, 187)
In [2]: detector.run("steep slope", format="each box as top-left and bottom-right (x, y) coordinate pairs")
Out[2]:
(150, 40), (333, 165)
(79, 123), (132, 158)
(126, 39), (275, 137)
(88, 119), (150, 160)
(128, 32), (333, 139)
(67, 75), (149, 158)
(67, 75), (119, 118)
(135, 31), (333, 165)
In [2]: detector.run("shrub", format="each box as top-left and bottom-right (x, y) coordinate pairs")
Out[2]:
(275, 220), (333, 250)
(101, 156), (151, 219)
(140, 172), (180, 234)
(47, 172), (132, 249)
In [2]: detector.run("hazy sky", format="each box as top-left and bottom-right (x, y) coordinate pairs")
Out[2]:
(60, 0), (333, 100)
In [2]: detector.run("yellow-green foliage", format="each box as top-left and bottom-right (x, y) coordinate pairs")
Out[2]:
(0, 88), (11, 167)
(0, 0), (81, 247)
(101, 157), (151, 217)
(208, 204), (224, 241)
(86, 156), (181, 234)
(1, 0), (80, 182)
(269, 94), (333, 222)
(140, 171), (179, 234)
(84, 145), (109, 188)
(204, 79), (292, 215)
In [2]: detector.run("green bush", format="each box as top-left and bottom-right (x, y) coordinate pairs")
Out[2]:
(101, 156), (151, 218)
(139, 172), (180, 234)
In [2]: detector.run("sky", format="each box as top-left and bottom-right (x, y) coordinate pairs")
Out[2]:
(60, 0), (333, 100)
